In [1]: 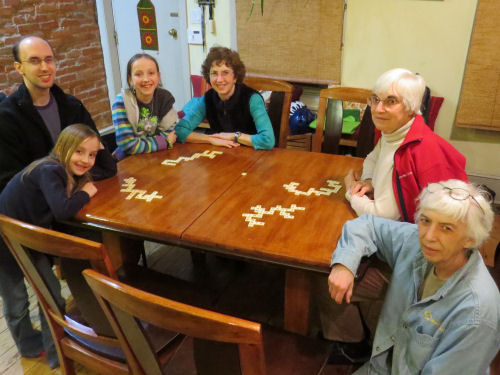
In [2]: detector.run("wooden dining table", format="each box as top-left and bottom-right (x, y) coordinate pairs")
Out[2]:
(75, 143), (364, 334)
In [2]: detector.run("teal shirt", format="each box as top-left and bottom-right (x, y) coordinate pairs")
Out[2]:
(175, 94), (275, 150)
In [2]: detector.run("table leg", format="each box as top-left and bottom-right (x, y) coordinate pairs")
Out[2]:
(284, 269), (311, 335)
(101, 232), (142, 271)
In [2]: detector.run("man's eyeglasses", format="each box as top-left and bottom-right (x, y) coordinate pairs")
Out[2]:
(20, 56), (55, 66)
(426, 182), (491, 214)
(367, 95), (401, 108)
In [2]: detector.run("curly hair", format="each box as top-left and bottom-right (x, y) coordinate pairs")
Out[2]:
(201, 46), (246, 84)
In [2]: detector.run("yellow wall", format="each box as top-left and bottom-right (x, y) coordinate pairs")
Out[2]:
(185, 0), (233, 76)
(186, 0), (500, 177)
(342, 0), (499, 177)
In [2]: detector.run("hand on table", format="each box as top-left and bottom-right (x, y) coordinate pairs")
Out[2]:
(210, 132), (235, 141)
(167, 131), (177, 144)
(344, 170), (373, 197)
(328, 264), (355, 304)
(82, 182), (98, 198)
(208, 134), (240, 148)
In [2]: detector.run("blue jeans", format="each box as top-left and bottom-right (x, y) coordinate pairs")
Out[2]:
(0, 241), (63, 368)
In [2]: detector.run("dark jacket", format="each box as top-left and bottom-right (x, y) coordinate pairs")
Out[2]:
(0, 83), (104, 192)
(205, 83), (259, 135)
(0, 162), (90, 229)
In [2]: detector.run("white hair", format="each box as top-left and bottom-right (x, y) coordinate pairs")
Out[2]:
(415, 179), (494, 248)
(373, 68), (426, 115)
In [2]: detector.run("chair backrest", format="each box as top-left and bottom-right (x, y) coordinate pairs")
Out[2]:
(243, 76), (293, 148)
(0, 214), (128, 374)
(84, 268), (267, 375)
(190, 75), (211, 97)
(312, 87), (372, 155)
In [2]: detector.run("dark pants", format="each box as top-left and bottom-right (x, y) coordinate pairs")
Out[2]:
(0, 241), (63, 368)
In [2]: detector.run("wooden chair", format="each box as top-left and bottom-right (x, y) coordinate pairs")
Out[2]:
(0, 214), (191, 375)
(84, 268), (334, 375)
(0, 214), (131, 375)
(243, 76), (293, 148)
(190, 75), (210, 97)
(84, 268), (266, 375)
(312, 87), (372, 155)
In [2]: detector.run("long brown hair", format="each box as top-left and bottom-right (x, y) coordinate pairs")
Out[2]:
(23, 124), (99, 196)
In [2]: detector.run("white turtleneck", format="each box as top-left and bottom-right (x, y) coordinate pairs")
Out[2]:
(346, 118), (414, 220)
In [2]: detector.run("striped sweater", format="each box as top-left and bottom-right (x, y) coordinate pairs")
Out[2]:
(112, 91), (175, 158)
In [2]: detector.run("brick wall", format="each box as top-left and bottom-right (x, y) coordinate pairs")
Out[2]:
(0, 0), (111, 129)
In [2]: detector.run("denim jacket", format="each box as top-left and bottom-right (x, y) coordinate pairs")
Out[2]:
(331, 214), (500, 375)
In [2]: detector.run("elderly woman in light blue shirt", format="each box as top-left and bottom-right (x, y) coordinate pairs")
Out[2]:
(329, 180), (499, 374)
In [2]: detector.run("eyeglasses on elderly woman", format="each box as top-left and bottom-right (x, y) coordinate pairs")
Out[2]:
(367, 94), (401, 109)
(425, 182), (492, 214)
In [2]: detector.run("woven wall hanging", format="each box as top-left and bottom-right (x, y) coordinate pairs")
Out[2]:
(137, 0), (158, 50)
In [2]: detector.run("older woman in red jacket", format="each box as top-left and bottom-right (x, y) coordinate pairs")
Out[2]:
(344, 68), (467, 223)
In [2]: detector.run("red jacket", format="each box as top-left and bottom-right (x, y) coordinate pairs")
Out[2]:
(392, 115), (468, 222)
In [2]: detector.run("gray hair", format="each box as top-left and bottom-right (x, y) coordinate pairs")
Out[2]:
(373, 68), (426, 115)
(415, 179), (494, 248)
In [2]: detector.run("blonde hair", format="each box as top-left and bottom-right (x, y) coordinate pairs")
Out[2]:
(373, 68), (426, 114)
(415, 179), (494, 248)
(23, 124), (99, 196)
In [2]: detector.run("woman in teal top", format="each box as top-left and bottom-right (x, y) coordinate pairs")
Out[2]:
(175, 47), (274, 150)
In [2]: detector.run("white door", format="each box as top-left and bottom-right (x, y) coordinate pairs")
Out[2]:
(111, 0), (191, 108)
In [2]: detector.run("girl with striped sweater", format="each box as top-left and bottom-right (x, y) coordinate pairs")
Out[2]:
(112, 53), (177, 160)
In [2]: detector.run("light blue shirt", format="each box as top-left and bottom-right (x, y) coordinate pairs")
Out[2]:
(174, 94), (275, 150)
(331, 214), (500, 375)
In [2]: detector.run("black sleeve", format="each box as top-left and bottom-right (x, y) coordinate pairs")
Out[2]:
(82, 105), (98, 132)
(38, 164), (90, 221)
(90, 148), (117, 181)
(0, 110), (32, 192)
(72, 97), (98, 132)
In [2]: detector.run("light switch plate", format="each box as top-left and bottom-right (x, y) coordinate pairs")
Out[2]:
(190, 9), (202, 24)
(187, 28), (203, 45)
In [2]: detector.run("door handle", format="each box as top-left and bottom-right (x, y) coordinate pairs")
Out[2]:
(168, 28), (178, 39)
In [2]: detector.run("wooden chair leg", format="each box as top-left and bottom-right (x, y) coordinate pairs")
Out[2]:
(140, 242), (148, 269)
(59, 356), (77, 375)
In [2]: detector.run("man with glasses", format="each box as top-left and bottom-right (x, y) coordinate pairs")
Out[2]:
(0, 36), (103, 369)
(0, 36), (99, 191)
(328, 180), (499, 374)
(319, 69), (469, 364)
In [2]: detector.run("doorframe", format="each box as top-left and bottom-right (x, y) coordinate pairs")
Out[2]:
(96, 0), (122, 113)
(95, 0), (191, 111)
(229, 0), (237, 49)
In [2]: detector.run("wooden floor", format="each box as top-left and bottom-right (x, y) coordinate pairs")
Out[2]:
(0, 277), (99, 375)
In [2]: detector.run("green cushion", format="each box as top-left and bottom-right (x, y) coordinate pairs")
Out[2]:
(309, 108), (361, 134)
